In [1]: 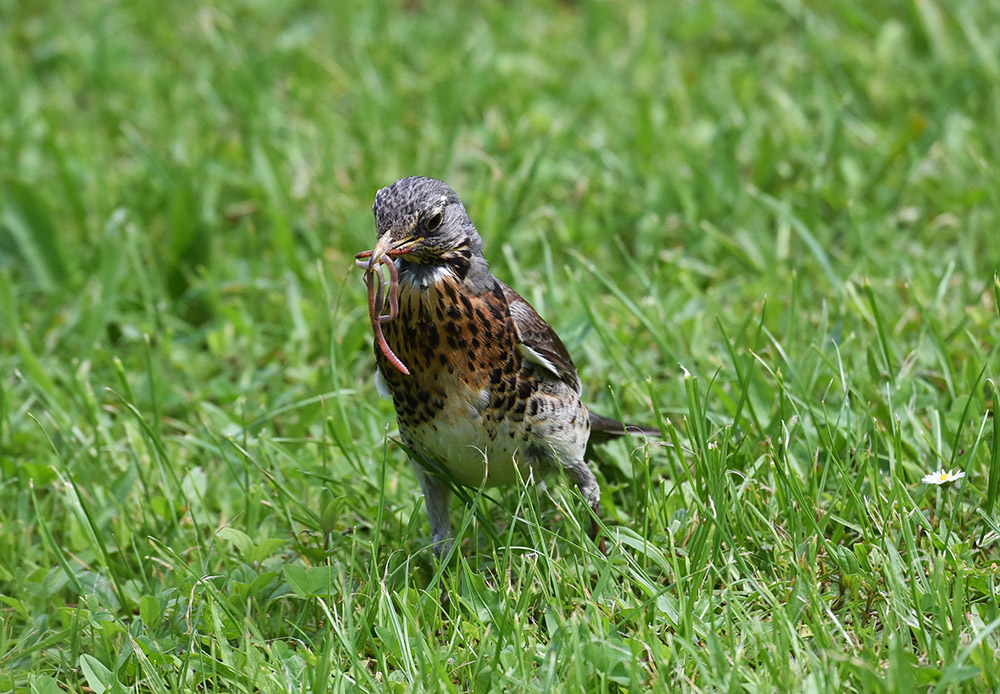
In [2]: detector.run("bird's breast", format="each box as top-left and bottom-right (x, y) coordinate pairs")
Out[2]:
(378, 274), (518, 396)
(375, 273), (533, 485)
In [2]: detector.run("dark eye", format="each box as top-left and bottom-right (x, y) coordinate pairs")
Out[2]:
(424, 212), (443, 232)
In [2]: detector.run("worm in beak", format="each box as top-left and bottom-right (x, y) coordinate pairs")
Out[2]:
(355, 236), (420, 376)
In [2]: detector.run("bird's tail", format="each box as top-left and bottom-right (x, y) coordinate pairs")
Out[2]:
(588, 412), (661, 445)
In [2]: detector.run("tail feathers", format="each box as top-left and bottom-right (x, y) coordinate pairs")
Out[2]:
(588, 412), (661, 445)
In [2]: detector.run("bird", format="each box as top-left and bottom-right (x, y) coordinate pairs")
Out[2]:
(355, 176), (658, 556)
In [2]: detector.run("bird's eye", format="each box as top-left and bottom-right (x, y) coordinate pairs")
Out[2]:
(424, 212), (443, 232)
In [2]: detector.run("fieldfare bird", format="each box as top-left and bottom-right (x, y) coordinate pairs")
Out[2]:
(356, 176), (657, 555)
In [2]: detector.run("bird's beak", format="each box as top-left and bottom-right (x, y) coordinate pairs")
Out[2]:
(355, 234), (422, 269)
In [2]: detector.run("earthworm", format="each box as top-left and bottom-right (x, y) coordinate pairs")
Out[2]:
(356, 251), (410, 375)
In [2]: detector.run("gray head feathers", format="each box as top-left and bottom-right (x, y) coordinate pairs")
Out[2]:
(371, 176), (491, 289)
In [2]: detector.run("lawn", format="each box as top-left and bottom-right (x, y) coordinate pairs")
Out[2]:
(2, 0), (999, 691)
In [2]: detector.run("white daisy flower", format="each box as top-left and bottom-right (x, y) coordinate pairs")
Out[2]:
(921, 469), (966, 485)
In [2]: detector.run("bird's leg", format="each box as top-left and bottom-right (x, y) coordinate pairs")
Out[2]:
(411, 462), (453, 559)
(564, 459), (607, 554)
(591, 518), (606, 555)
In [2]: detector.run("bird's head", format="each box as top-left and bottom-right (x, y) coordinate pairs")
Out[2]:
(361, 177), (485, 280)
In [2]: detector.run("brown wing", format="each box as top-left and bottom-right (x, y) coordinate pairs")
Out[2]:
(497, 281), (581, 390)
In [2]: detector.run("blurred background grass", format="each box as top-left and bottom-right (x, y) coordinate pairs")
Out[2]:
(2, 0), (999, 691)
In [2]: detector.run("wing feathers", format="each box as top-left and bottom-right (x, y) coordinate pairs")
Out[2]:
(497, 281), (580, 390)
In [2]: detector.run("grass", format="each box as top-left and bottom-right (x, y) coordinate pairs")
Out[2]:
(2, 0), (999, 691)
